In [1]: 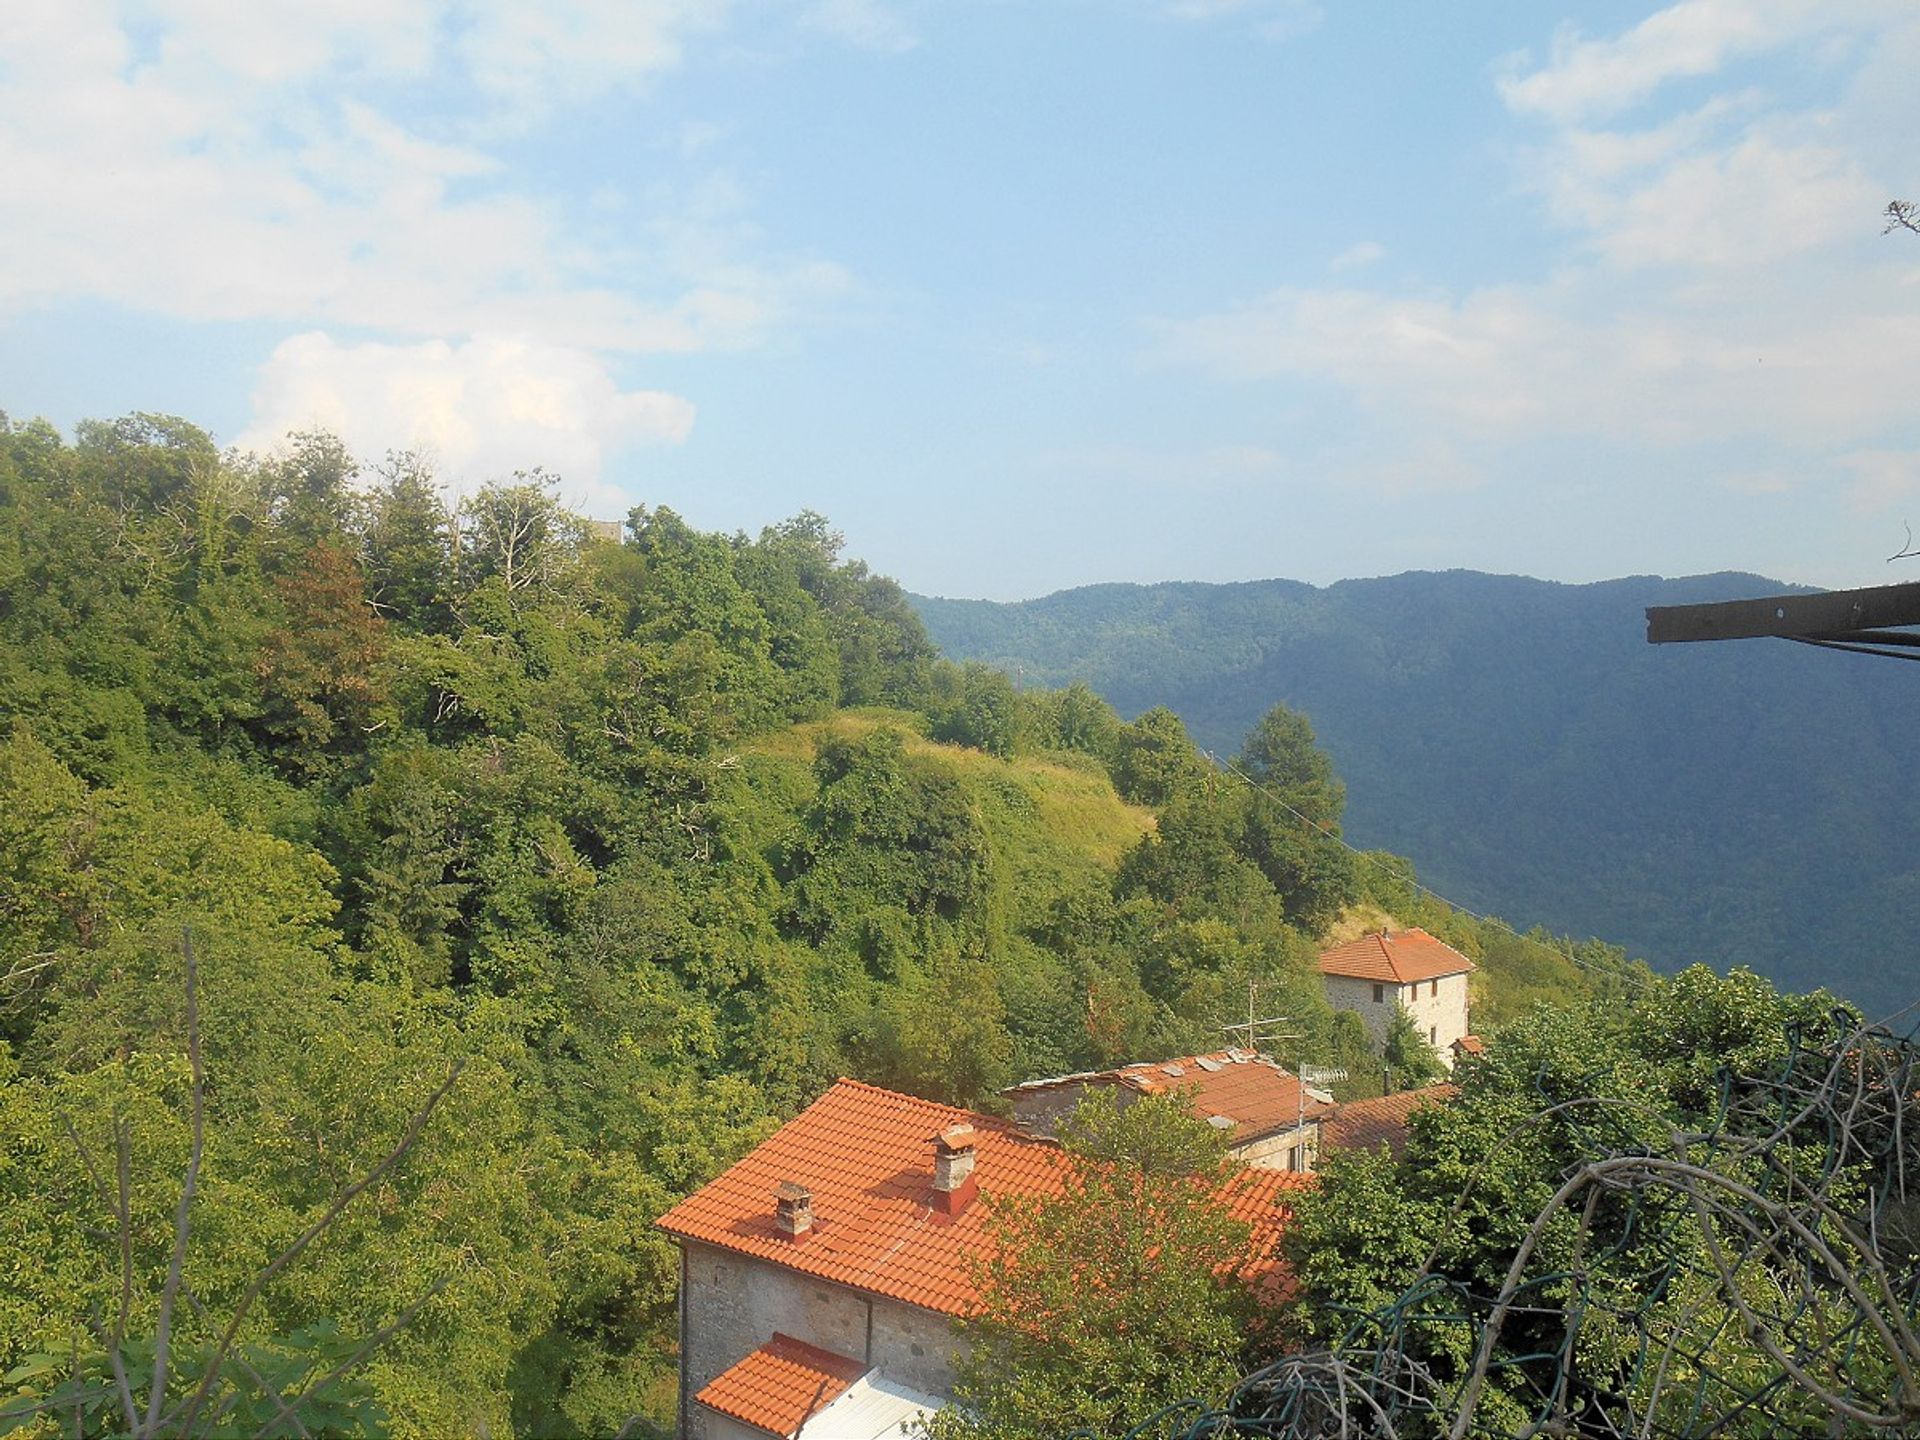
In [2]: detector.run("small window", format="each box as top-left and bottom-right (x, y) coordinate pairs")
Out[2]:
(1429, 1025), (1438, 1045)
(1431, 979), (1439, 999)
(1372, 982), (1384, 1003)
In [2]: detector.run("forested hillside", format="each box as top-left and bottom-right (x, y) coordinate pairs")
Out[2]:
(915, 573), (1920, 1017)
(0, 412), (1639, 1437)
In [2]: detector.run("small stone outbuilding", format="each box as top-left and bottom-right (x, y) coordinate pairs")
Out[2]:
(1003, 1049), (1336, 1173)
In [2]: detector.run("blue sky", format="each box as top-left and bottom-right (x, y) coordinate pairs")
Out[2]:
(3, 0), (1917, 599)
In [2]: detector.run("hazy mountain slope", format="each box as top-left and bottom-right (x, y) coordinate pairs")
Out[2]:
(916, 571), (1920, 1017)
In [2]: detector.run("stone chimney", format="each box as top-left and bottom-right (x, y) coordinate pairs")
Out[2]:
(774, 1180), (814, 1241)
(931, 1124), (978, 1216)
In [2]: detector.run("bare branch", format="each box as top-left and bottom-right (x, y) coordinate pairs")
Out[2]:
(246, 1274), (450, 1440)
(165, 1059), (465, 1435)
(179, 1288), (311, 1440)
(142, 927), (206, 1437)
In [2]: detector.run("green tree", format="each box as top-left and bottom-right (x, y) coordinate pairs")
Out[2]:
(930, 661), (1023, 758)
(359, 453), (453, 630)
(867, 951), (1013, 1106)
(1036, 681), (1121, 761)
(1284, 967), (1854, 1433)
(933, 1092), (1273, 1440)
(1382, 1006), (1447, 1088)
(1232, 704), (1356, 932)
(1111, 707), (1210, 808)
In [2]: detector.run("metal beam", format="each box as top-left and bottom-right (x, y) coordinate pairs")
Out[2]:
(1645, 581), (1920, 644)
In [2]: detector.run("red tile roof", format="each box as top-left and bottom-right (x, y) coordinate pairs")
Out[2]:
(694, 1333), (867, 1437)
(1320, 1085), (1457, 1156)
(1006, 1050), (1336, 1144)
(656, 1078), (1306, 1317)
(1452, 1034), (1486, 1057)
(1318, 928), (1476, 985)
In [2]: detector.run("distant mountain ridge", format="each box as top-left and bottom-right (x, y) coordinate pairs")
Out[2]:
(914, 570), (1920, 1017)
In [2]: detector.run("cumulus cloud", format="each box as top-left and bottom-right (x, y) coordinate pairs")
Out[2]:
(0, 0), (835, 355)
(236, 333), (695, 507)
(1495, 0), (1905, 123)
(1163, 0), (1920, 513)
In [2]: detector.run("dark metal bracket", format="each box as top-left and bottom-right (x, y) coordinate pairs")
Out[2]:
(1647, 580), (1920, 660)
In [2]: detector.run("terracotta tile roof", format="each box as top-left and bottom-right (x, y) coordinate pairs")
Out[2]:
(1452, 1034), (1486, 1057)
(695, 1333), (868, 1437)
(1005, 1050), (1336, 1144)
(1320, 1085), (1457, 1157)
(1318, 928), (1476, 985)
(656, 1078), (1307, 1316)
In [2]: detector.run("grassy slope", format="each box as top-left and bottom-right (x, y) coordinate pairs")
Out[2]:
(742, 707), (1156, 871)
(743, 710), (1597, 1050)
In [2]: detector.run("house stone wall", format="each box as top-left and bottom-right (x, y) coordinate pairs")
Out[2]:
(1232, 1121), (1319, 1172)
(680, 1238), (964, 1439)
(1322, 973), (1471, 1069)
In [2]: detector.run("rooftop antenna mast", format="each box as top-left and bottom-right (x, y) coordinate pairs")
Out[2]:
(1220, 979), (1298, 1058)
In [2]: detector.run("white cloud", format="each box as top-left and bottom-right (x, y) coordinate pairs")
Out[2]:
(457, 0), (729, 122)
(1047, 435), (1478, 498)
(1838, 449), (1920, 512)
(1518, 100), (1884, 273)
(236, 332), (695, 508)
(1329, 240), (1386, 273)
(802, 0), (919, 53)
(1163, 0), (1920, 503)
(0, 0), (835, 357)
(1165, 266), (1920, 451)
(1496, 0), (1903, 123)
(1050, 442), (1292, 492)
(1719, 468), (1797, 495)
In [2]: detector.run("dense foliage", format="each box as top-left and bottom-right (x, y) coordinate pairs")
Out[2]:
(931, 1094), (1275, 1440)
(915, 570), (1920, 1017)
(1283, 965), (1899, 1436)
(0, 410), (1641, 1436)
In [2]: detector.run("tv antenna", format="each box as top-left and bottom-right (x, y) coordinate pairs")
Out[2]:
(1220, 979), (1298, 1057)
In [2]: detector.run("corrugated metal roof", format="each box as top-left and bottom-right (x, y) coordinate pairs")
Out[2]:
(797, 1371), (942, 1440)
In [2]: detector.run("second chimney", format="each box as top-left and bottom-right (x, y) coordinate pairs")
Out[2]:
(774, 1180), (814, 1241)
(932, 1124), (978, 1215)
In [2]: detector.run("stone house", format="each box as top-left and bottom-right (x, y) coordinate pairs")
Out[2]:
(1002, 1049), (1337, 1173)
(655, 1077), (1301, 1439)
(1318, 928), (1476, 1067)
